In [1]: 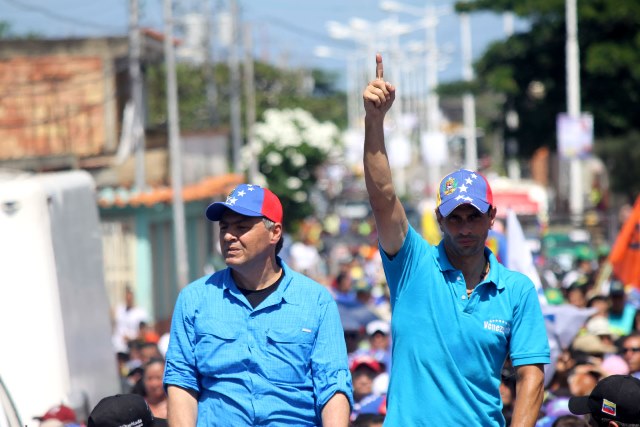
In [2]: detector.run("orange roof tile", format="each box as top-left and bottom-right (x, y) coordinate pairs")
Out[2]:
(98, 174), (244, 208)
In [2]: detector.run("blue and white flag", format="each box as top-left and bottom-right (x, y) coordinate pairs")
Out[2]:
(506, 209), (547, 305)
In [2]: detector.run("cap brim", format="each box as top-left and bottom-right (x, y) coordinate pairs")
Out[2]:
(438, 198), (490, 217)
(567, 396), (591, 415)
(205, 202), (263, 221)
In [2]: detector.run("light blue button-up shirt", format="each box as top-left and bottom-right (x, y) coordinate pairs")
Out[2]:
(164, 259), (353, 426)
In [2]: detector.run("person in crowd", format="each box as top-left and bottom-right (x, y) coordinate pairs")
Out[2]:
(587, 295), (610, 319)
(568, 374), (640, 426)
(112, 286), (149, 354)
(566, 281), (589, 309)
(354, 319), (392, 371)
(362, 52), (550, 425)
(608, 280), (637, 337)
(288, 218), (324, 280)
(163, 184), (352, 426)
(87, 393), (166, 427)
(352, 413), (385, 427)
(35, 404), (79, 427)
(142, 357), (167, 419)
(620, 332), (640, 379)
(138, 321), (160, 344)
(567, 364), (605, 398)
(551, 415), (590, 427)
(349, 356), (385, 423)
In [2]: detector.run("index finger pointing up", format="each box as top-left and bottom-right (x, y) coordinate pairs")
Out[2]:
(376, 53), (383, 80)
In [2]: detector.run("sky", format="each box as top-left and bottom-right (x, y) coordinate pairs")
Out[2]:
(1, 0), (527, 85)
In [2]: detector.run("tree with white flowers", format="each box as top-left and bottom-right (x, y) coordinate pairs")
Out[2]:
(242, 108), (342, 229)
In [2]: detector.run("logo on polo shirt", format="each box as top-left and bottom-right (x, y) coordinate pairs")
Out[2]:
(484, 319), (511, 336)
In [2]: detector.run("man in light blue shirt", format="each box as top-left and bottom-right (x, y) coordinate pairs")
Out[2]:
(362, 54), (550, 426)
(164, 184), (352, 426)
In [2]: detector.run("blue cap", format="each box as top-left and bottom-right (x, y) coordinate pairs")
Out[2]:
(436, 169), (493, 217)
(205, 184), (283, 223)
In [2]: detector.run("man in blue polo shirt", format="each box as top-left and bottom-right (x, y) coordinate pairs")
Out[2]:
(362, 53), (550, 426)
(163, 184), (352, 426)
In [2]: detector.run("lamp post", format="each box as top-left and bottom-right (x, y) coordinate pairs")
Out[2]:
(566, 0), (584, 220)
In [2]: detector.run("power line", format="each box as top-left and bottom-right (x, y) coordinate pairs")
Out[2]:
(1, 0), (125, 33)
(250, 13), (353, 50)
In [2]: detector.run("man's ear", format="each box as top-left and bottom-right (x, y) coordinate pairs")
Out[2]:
(435, 208), (444, 231)
(489, 206), (497, 227)
(271, 222), (283, 244)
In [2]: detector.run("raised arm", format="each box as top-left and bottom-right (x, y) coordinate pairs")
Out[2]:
(363, 53), (408, 256)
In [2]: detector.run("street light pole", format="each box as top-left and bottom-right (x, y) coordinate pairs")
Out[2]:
(566, 0), (583, 220)
(163, 0), (189, 289)
(460, 12), (478, 171)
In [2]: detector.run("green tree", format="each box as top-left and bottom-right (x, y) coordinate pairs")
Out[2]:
(146, 61), (347, 132)
(454, 0), (640, 195)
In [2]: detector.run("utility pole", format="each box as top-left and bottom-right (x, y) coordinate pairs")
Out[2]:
(243, 23), (258, 182)
(129, 0), (146, 190)
(460, 12), (477, 171)
(203, 0), (219, 125)
(163, 0), (189, 289)
(566, 0), (583, 219)
(228, 0), (242, 173)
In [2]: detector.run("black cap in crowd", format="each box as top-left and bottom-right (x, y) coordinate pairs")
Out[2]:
(88, 394), (167, 427)
(568, 374), (640, 423)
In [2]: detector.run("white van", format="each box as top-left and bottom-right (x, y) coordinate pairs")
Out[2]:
(0, 171), (120, 425)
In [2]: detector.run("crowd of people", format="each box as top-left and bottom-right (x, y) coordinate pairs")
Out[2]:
(95, 189), (640, 427)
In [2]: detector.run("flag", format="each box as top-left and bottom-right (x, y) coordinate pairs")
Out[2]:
(541, 304), (597, 386)
(506, 209), (547, 305)
(486, 229), (507, 265)
(609, 195), (640, 289)
(114, 101), (144, 165)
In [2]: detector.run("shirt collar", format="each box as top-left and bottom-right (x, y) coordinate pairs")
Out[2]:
(221, 257), (302, 306)
(435, 241), (503, 289)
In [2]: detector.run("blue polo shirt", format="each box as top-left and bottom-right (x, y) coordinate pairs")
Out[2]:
(381, 226), (550, 426)
(163, 260), (353, 426)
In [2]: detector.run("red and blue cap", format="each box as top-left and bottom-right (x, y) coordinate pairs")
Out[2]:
(206, 184), (283, 223)
(436, 169), (493, 217)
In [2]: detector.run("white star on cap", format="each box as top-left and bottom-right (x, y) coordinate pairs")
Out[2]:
(455, 195), (465, 200)
(459, 184), (468, 192)
(463, 196), (473, 202)
(247, 186), (255, 191)
(465, 178), (473, 185)
(237, 190), (246, 197)
(227, 196), (238, 205)
(470, 173), (478, 179)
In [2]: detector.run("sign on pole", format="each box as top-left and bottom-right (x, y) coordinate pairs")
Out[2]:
(556, 113), (593, 159)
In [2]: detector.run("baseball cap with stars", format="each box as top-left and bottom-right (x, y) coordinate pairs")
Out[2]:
(436, 169), (493, 217)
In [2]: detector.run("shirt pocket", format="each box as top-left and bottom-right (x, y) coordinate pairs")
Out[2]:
(194, 317), (244, 377)
(264, 327), (315, 385)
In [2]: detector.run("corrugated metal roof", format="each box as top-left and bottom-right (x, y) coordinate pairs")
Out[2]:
(97, 173), (244, 208)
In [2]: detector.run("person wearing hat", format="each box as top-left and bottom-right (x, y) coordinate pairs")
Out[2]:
(34, 404), (79, 427)
(163, 184), (352, 426)
(362, 53), (550, 426)
(608, 280), (637, 337)
(88, 393), (166, 427)
(568, 374), (640, 426)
